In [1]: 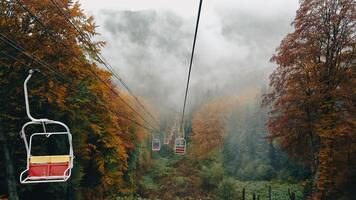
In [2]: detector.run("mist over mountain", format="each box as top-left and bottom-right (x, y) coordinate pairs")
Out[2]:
(91, 4), (296, 115)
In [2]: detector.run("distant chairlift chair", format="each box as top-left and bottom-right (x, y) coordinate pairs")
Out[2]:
(152, 138), (161, 151)
(174, 138), (186, 155)
(19, 70), (74, 184)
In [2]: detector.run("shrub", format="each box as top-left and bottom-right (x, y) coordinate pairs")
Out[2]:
(217, 177), (240, 200)
(200, 162), (224, 190)
(138, 175), (159, 191)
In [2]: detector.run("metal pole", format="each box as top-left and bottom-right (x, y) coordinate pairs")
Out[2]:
(23, 69), (46, 122)
(23, 70), (37, 121)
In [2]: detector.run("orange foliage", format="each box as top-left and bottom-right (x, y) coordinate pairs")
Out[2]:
(191, 96), (240, 158)
(265, 0), (355, 199)
(0, 0), (153, 198)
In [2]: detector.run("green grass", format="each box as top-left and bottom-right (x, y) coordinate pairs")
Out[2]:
(117, 180), (304, 200)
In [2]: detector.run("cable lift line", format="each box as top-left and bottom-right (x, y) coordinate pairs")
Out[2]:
(48, 0), (161, 129)
(0, 7), (160, 132)
(172, 0), (203, 155)
(1, 1), (208, 172)
(0, 49), (156, 132)
(0, 35), (159, 133)
(5, 0), (210, 154)
(13, 0), (160, 131)
(19, 69), (74, 184)
(0, 34), (76, 85)
(180, 0), (203, 130)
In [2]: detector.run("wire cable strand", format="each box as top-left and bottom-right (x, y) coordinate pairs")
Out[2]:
(0, 49), (157, 132)
(0, 36), (159, 132)
(49, 0), (161, 129)
(12, 0), (160, 131)
(180, 0), (203, 134)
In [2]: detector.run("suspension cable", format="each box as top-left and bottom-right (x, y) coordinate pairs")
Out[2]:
(49, 0), (161, 129)
(13, 0), (160, 131)
(0, 36), (160, 132)
(180, 0), (203, 134)
(0, 50), (156, 132)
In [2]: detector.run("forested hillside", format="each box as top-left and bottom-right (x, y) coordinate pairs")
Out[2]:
(0, 0), (355, 200)
(132, 91), (308, 199)
(0, 0), (155, 199)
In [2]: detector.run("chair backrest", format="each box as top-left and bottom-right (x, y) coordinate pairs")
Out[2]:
(174, 138), (186, 154)
(30, 155), (70, 164)
(152, 139), (161, 151)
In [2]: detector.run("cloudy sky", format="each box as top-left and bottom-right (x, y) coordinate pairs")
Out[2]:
(78, 0), (299, 114)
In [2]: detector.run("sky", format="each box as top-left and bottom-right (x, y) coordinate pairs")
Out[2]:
(78, 0), (300, 115)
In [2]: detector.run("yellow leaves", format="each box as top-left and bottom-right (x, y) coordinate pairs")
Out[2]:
(1, 0), (158, 196)
(96, 158), (105, 174)
(54, 84), (68, 107)
(191, 96), (240, 158)
(136, 127), (148, 142)
(89, 123), (102, 135)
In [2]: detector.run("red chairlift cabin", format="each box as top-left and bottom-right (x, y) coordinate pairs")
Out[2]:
(152, 138), (161, 151)
(174, 138), (186, 155)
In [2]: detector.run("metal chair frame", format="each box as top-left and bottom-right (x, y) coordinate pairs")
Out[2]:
(174, 138), (186, 155)
(19, 70), (74, 184)
(151, 138), (161, 151)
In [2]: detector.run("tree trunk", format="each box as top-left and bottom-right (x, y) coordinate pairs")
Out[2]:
(0, 121), (19, 200)
(313, 138), (335, 200)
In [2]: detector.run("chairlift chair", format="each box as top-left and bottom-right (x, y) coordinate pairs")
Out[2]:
(152, 138), (161, 151)
(174, 138), (186, 155)
(19, 70), (74, 184)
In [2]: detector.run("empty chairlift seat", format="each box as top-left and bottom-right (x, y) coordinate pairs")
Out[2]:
(174, 138), (186, 155)
(19, 123), (74, 184)
(29, 155), (70, 178)
(152, 139), (161, 151)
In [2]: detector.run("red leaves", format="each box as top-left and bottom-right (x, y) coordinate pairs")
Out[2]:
(266, 0), (355, 199)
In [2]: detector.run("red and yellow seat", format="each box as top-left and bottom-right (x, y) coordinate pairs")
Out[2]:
(29, 155), (70, 178)
(175, 146), (186, 154)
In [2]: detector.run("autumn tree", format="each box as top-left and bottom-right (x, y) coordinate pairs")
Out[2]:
(265, 0), (355, 199)
(191, 96), (239, 158)
(0, 0), (151, 199)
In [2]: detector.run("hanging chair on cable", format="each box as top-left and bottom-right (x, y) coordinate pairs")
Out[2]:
(174, 126), (186, 155)
(152, 138), (161, 151)
(19, 70), (74, 184)
(174, 138), (186, 155)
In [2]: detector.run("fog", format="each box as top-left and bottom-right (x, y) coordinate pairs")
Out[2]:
(80, 0), (299, 115)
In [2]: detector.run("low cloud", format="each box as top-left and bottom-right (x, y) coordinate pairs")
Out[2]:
(90, 1), (297, 115)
